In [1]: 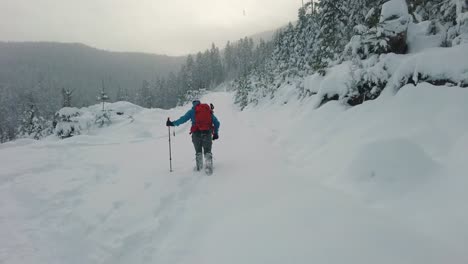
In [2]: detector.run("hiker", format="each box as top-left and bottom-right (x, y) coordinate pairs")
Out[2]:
(166, 100), (220, 173)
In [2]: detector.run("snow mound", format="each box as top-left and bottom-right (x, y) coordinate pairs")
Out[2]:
(407, 21), (445, 53)
(54, 102), (143, 138)
(86, 101), (143, 116)
(56, 107), (82, 116)
(380, 0), (408, 22)
(346, 138), (438, 199)
(319, 62), (353, 98)
(303, 62), (354, 106)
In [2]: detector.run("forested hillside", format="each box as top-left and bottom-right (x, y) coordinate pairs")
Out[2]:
(232, 0), (468, 108)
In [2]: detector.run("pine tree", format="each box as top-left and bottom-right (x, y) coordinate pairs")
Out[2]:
(224, 41), (236, 79)
(185, 55), (195, 91)
(154, 77), (168, 108)
(137, 80), (153, 108)
(343, 0), (406, 60)
(97, 88), (109, 111)
(313, 0), (349, 72)
(95, 86), (111, 127)
(275, 23), (296, 76)
(61, 88), (73, 107)
(209, 43), (224, 86)
(18, 103), (44, 139)
(234, 75), (252, 110)
(165, 72), (179, 107)
(0, 85), (20, 142)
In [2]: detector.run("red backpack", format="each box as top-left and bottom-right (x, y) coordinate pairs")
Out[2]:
(191, 103), (213, 133)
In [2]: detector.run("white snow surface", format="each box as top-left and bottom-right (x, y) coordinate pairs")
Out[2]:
(2, 85), (468, 263)
(407, 21), (445, 53)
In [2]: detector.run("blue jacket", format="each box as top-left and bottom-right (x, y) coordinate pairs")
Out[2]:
(173, 105), (220, 134)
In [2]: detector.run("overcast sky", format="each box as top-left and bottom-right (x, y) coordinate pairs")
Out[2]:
(0, 0), (301, 56)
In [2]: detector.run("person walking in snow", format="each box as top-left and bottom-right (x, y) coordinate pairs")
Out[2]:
(166, 100), (220, 174)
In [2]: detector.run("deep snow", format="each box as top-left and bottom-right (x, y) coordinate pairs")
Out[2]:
(1, 85), (468, 263)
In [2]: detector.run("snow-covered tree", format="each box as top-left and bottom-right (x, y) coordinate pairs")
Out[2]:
(234, 75), (253, 110)
(209, 43), (224, 86)
(17, 103), (46, 139)
(312, 0), (351, 72)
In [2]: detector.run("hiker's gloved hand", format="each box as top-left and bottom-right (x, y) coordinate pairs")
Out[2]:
(212, 133), (219, 140)
(166, 119), (174, 127)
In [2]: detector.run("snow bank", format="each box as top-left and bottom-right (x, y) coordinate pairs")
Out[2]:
(244, 80), (468, 253)
(0, 138), (37, 150)
(302, 44), (468, 107)
(386, 44), (468, 93)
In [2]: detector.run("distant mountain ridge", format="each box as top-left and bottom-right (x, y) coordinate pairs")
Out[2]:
(0, 41), (186, 103)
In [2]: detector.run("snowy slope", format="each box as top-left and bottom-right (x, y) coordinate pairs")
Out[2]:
(1, 87), (468, 263)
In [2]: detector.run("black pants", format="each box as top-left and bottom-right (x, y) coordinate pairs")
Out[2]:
(191, 130), (212, 155)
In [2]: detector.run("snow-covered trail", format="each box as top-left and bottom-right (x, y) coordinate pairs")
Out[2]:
(1, 90), (467, 263)
(151, 92), (465, 264)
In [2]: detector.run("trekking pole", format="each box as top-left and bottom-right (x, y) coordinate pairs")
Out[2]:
(168, 119), (173, 172)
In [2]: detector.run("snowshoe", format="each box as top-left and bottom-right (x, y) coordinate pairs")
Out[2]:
(196, 153), (203, 171)
(205, 153), (213, 175)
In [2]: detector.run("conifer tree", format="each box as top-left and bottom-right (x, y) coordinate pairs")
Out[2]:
(62, 88), (73, 107)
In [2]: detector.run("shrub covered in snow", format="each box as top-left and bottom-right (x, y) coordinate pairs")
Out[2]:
(53, 102), (142, 139)
(94, 110), (112, 128)
(54, 107), (87, 138)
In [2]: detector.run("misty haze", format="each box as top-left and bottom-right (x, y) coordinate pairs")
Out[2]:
(1, 0), (468, 264)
